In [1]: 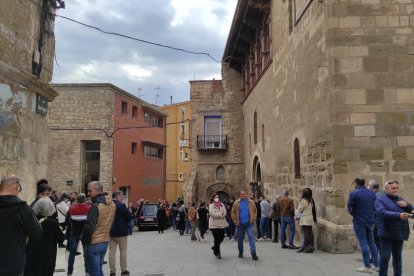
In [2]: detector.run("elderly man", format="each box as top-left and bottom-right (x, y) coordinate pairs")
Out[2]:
(231, 190), (258, 260)
(0, 175), (42, 276)
(82, 181), (116, 276)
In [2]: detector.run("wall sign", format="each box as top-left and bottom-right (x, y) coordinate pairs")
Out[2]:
(36, 93), (48, 116)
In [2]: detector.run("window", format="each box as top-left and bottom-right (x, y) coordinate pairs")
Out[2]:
(132, 106), (137, 118)
(253, 112), (257, 144)
(144, 146), (162, 158)
(294, 138), (301, 179)
(144, 112), (163, 127)
(121, 101), (128, 114)
(180, 123), (185, 140)
(241, 14), (272, 96)
(179, 150), (183, 160)
(81, 140), (101, 194)
(216, 166), (225, 180)
(131, 142), (137, 154)
(204, 115), (222, 148)
(178, 172), (184, 182)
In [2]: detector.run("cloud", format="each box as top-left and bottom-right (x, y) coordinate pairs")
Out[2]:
(52, 0), (237, 105)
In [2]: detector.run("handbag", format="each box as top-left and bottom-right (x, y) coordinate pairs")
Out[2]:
(176, 212), (181, 222)
(295, 211), (302, 221)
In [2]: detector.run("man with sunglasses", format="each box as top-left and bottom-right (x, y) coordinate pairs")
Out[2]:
(0, 175), (42, 276)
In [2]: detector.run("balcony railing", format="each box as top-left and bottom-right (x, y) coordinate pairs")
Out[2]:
(197, 135), (228, 150)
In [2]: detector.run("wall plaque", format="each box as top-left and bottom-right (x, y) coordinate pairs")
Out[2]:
(36, 94), (48, 116)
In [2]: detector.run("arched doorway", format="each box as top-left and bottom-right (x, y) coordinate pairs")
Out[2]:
(216, 191), (229, 203)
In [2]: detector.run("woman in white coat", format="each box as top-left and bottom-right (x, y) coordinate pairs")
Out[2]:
(209, 194), (228, 259)
(297, 188), (317, 253)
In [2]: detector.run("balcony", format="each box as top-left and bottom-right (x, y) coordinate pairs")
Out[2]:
(197, 135), (228, 151)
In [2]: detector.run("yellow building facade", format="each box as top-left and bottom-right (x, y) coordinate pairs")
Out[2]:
(161, 101), (192, 203)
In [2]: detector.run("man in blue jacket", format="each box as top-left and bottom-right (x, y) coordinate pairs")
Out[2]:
(375, 180), (413, 276)
(109, 191), (131, 276)
(347, 177), (379, 273)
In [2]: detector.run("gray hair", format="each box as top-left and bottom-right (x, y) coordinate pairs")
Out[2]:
(368, 179), (380, 190)
(384, 180), (398, 190)
(32, 197), (56, 217)
(0, 175), (20, 186)
(88, 181), (103, 192)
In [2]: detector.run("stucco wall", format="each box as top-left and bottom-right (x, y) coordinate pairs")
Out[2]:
(0, 0), (58, 202)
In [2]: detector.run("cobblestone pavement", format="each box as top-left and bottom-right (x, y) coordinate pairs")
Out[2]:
(55, 228), (414, 276)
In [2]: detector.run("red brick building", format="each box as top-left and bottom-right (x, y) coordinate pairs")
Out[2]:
(113, 88), (167, 203)
(48, 83), (167, 204)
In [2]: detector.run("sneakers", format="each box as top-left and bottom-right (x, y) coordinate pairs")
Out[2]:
(257, 238), (263, 241)
(121, 270), (130, 275)
(371, 266), (379, 272)
(109, 273), (116, 276)
(356, 267), (372, 273)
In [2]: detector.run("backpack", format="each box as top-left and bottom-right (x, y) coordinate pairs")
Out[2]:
(176, 211), (181, 222)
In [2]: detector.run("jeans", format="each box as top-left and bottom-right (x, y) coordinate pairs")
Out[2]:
(185, 220), (190, 234)
(260, 217), (270, 238)
(353, 223), (379, 268)
(172, 217), (177, 230)
(67, 235), (87, 274)
(109, 236), (128, 273)
(379, 238), (403, 276)
(85, 242), (108, 276)
(281, 216), (295, 246)
(237, 224), (256, 255)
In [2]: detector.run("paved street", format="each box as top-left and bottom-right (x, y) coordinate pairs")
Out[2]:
(55, 228), (414, 276)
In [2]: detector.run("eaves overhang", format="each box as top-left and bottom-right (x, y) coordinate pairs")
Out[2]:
(222, 0), (271, 72)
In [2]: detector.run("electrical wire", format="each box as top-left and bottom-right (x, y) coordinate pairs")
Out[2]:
(49, 119), (192, 138)
(55, 15), (222, 63)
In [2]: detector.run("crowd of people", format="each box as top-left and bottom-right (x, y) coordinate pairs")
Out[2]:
(0, 174), (413, 276)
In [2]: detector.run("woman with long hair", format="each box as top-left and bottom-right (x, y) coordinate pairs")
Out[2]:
(209, 194), (228, 259)
(297, 187), (317, 253)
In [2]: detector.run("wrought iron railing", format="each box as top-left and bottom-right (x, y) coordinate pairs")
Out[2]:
(197, 135), (228, 150)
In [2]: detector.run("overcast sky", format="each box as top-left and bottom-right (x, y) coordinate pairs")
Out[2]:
(52, 0), (237, 106)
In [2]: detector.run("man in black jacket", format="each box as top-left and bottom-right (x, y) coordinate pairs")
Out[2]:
(0, 175), (42, 276)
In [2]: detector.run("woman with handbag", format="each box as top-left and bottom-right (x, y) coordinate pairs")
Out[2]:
(297, 188), (317, 253)
(209, 194), (228, 259)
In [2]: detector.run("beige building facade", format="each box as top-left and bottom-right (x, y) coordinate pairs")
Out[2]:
(161, 101), (192, 203)
(184, 80), (245, 204)
(47, 83), (167, 203)
(0, 0), (60, 201)
(221, 0), (414, 252)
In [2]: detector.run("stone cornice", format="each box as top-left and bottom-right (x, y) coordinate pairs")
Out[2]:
(0, 59), (58, 101)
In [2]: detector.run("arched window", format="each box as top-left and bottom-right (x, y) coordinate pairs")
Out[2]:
(294, 138), (300, 179)
(253, 112), (257, 144)
(216, 165), (225, 180)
